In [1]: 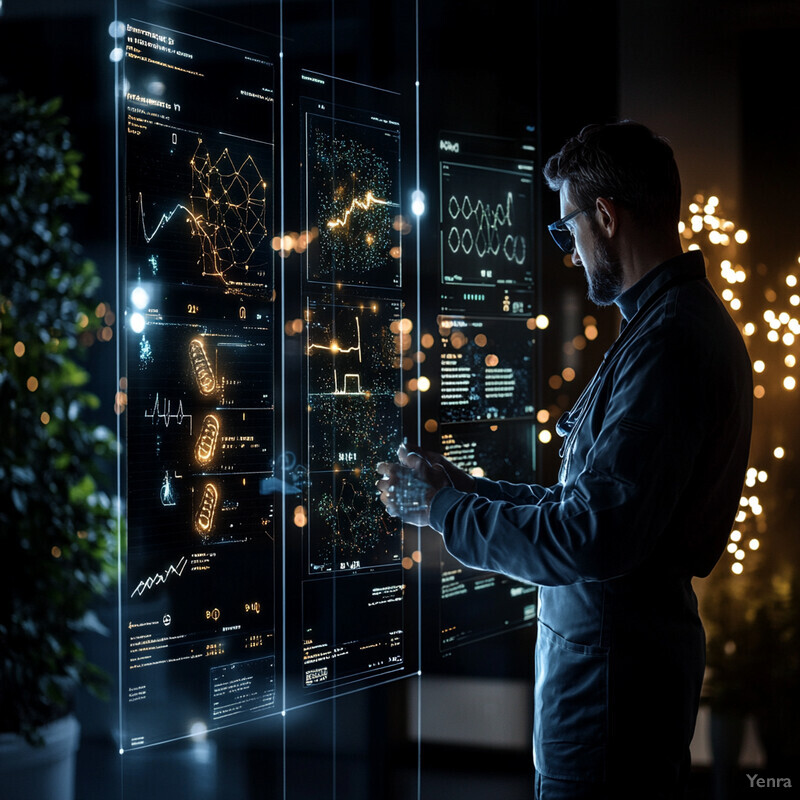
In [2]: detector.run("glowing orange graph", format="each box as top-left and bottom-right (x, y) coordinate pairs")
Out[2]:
(326, 191), (389, 230)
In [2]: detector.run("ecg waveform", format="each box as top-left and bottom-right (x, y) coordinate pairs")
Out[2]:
(131, 556), (189, 598)
(326, 191), (389, 230)
(138, 138), (270, 291)
(447, 192), (527, 264)
(307, 317), (362, 362)
(144, 393), (193, 432)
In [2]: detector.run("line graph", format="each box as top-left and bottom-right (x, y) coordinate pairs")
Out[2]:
(144, 393), (193, 433)
(447, 192), (527, 265)
(307, 316), (362, 361)
(137, 138), (271, 293)
(130, 556), (189, 598)
(326, 191), (389, 230)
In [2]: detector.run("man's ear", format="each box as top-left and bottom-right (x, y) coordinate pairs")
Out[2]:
(594, 197), (618, 238)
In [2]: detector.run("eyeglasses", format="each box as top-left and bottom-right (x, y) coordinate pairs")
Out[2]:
(547, 206), (593, 254)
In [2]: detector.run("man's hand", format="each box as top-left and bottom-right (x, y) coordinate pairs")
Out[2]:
(376, 443), (474, 527)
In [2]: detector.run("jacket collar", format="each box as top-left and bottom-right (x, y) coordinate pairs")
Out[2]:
(615, 250), (707, 322)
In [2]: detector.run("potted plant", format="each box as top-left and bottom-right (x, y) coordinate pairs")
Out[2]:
(0, 92), (118, 800)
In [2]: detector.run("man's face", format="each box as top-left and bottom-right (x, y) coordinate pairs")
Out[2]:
(559, 184), (623, 306)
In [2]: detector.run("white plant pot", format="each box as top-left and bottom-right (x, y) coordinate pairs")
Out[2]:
(0, 714), (80, 800)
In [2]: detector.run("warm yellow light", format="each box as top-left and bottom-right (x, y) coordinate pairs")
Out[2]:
(753, 385), (765, 399)
(709, 230), (722, 245)
(791, 295), (800, 307)
(562, 367), (576, 382)
(774, 446), (785, 459)
(708, 196), (719, 207)
(783, 376), (796, 390)
(678, 221), (685, 233)
(783, 333), (795, 346)
(786, 354), (796, 368)
(417, 376), (431, 392)
(753, 360), (765, 373)
(538, 429), (552, 444)
(727, 542), (738, 554)
(739, 496), (749, 507)
(688, 243), (700, 251)
(731, 562), (743, 575)
(734, 549), (745, 560)
(689, 203), (700, 213)
(764, 309), (776, 322)
(749, 538), (760, 551)
(584, 324), (598, 340)
(421, 333), (434, 349)
(730, 299), (741, 311)
(730, 530), (742, 542)
(757, 470), (768, 482)
(734, 229), (749, 244)
(537, 409), (550, 423)
(13, 341), (25, 357)
(27, 376), (38, 392)
(743, 322), (755, 336)
(735, 510), (747, 522)
(535, 314), (550, 330)
(767, 330), (779, 342)
(722, 288), (734, 301)
(787, 274), (798, 287)
(779, 311), (790, 325)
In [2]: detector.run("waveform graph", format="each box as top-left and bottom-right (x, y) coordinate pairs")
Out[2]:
(305, 114), (401, 288)
(440, 160), (534, 288)
(131, 129), (274, 297)
(305, 296), (402, 471)
(304, 296), (403, 573)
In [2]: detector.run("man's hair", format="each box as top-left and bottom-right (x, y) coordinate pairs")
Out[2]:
(543, 120), (681, 230)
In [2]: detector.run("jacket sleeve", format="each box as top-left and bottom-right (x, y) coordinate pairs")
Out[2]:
(429, 323), (711, 587)
(473, 476), (564, 505)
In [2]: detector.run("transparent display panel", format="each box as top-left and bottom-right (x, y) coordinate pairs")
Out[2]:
(121, 17), (277, 748)
(303, 98), (402, 289)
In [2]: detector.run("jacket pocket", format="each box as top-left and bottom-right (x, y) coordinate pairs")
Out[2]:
(534, 622), (609, 782)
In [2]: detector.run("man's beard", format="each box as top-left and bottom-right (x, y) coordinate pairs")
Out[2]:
(585, 229), (624, 306)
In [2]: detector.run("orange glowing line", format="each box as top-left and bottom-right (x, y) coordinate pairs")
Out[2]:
(326, 191), (388, 230)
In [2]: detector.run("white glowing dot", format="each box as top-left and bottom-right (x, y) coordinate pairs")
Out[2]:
(131, 286), (149, 310)
(722, 288), (734, 301)
(417, 376), (431, 392)
(735, 549), (746, 560)
(757, 470), (768, 482)
(535, 314), (550, 329)
(538, 429), (552, 444)
(739, 496), (749, 506)
(764, 309), (776, 322)
(731, 562), (743, 574)
(129, 312), (146, 333)
(774, 446), (785, 459)
(784, 376), (796, 390)
(748, 496), (759, 508)
(743, 322), (755, 336)
(735, 270), (746, 283)
(791, 295), (800, 307)
(688, 243), (700, 251)
(786, 355), (796, 368)
(787, 274), (798, 287)
(411, 190), (426, 217)
(768, 330), (779, 342)
(708, 196), (719, 207)
(727, 542), (738, 553)
(753, 360), (765, 373)
(749, 538), (760, 551)
(730, 530), (742, 542)
(734, 229), (749, 244)
(783, 333), (795, 346)
(108, 20), (126, 38)
(730, 298), (741, 311)
(779, 311), (790, 325)
(735, 510), (747, 522)
(109, 47), (124, 63)
(189, 721), (207, 738)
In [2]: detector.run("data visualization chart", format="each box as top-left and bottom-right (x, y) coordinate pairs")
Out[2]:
(440, 161), (534, 289)
(438, 315), (535, 423)
(305, 296), (403, 573)
(305, 111), (401, 288)
(122, 19), (277, 748)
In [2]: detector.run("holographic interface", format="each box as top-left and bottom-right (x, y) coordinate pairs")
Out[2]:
(123, 19), (276, 748)
(305, 110), (401, 288)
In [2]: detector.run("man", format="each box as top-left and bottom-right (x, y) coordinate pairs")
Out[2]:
(377, 121), (753, 798)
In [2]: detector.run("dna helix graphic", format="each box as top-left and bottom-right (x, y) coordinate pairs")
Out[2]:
(447, 192), (527, 265)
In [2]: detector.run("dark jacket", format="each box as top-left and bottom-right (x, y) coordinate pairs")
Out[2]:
(429, 250), (753, 785)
